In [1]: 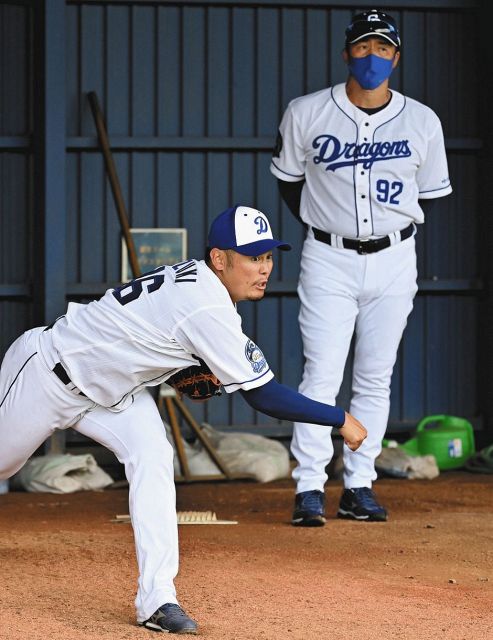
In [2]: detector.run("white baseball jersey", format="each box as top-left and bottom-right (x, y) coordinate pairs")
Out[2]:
(39, 260), (273, 409)
(270, 83), (452, 239)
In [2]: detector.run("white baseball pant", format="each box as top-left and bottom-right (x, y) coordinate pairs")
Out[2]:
(291, 231), (418, 492)
(0, 327), (179, 622)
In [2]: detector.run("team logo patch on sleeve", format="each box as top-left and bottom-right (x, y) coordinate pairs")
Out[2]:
(245, 340), (267, 373)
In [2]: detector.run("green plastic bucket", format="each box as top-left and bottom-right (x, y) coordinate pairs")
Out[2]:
(401, 415), (475, 470)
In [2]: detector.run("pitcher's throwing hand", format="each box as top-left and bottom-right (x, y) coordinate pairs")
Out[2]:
(339, 413), (367, 451)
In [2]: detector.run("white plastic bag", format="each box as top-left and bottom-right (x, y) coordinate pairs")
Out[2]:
(164, 421), (290, 483)
(14, 453), (114, 493)
(375, 447), (440, 480)
(333, 445), (440, 481)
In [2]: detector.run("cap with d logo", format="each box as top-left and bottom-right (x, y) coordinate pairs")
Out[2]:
(208, 205), (291, 256)
(345, 9), (401, 48)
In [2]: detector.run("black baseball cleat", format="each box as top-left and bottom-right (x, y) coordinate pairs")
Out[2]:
(337, 487), (387, 522)
(292, 489), (326, 526)
(139, 603), (198, 634)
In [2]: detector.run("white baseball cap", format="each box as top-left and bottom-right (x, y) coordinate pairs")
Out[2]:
(208, 205), (291, 256)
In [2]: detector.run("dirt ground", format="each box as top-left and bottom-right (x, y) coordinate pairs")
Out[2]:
(0, 473), (492, 640)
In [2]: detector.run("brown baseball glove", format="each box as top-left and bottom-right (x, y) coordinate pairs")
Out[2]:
(167, 360), (222, 401)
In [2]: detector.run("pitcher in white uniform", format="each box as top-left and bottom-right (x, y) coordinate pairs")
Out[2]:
(270, 9), (452, 525)
(0, 205), (367, 633)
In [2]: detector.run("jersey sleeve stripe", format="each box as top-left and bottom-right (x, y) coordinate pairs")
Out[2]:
(419, 183), (452, 195)
(222, 367), (272, 388)
(270, 159), (305, 179)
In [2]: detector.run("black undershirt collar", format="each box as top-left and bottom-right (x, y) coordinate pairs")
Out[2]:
(356, 92), (393, 115)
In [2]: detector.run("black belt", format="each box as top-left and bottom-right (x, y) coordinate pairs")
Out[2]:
(52, 362), (86, 397)
(44, 323), (86, 396)
(312, 223), (414, 255)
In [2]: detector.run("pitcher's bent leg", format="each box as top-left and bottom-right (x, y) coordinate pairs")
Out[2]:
(74, 390), (179, 622)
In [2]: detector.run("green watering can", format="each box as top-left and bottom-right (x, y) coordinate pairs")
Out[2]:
(400, 415), (475, 470)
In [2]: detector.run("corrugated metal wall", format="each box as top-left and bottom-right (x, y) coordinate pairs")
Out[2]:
(0, 3), (33, 355)
(0, 0), (486, 438)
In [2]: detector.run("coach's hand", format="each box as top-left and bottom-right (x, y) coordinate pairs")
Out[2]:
(339, 413), (367, 451)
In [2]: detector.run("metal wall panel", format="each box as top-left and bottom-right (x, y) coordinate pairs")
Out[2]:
(65, 149), (293, 283)
(0, 4), (33, 357)
(0, 154), (31, 284)
(0, 1), (485, 438)
(62, 1), (481, 431)
(418, 155), (479, 279)
(392, 296), (478, 420)
(66, 4), (355, 138)
(0, 301), (33, 359)
(0, 4), (30, 136)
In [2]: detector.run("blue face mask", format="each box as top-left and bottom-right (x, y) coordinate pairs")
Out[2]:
(348, 54), (394, 90)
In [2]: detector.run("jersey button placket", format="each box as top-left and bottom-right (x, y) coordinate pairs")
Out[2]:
(356, 124), (372, 236)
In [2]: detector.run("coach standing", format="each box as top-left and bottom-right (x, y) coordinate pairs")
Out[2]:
(270, 9), (452, 525)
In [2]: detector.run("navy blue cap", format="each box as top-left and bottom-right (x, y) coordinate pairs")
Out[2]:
(208, 205), (291, 256)
(345, 9), (401, 48)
